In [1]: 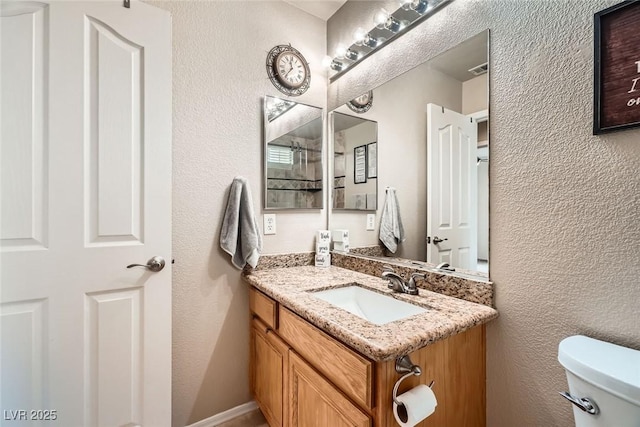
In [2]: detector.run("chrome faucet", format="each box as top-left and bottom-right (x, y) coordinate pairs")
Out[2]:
(381, 268), (422, 295)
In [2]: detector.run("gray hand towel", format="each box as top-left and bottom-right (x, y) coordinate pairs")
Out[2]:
(220, 176), (262, 269)
(379, 187), (405, 253)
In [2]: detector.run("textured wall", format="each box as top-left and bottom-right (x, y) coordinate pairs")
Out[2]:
(329, 0), (640, 425)
(147, 2), (326, 425)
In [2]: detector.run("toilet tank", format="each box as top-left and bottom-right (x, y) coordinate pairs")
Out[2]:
(558, 335), (640, 427)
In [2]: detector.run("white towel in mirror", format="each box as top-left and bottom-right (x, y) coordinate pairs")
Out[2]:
(379, 187), (405, 253)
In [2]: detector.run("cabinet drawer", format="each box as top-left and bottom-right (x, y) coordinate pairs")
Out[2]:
(279, 307), (373, 410)
(250, 287), (277, 329)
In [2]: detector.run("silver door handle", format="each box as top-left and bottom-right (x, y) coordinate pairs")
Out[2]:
(127, 256), (166, 272)
(432, 236), (448, 244)
(559, 392), (599, 415)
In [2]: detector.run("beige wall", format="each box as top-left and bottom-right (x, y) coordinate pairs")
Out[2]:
(148, 2), (326, 425)
(341, 121), (377, 208)
(329, 0), (640, 425)
(463, 73), (488, 115)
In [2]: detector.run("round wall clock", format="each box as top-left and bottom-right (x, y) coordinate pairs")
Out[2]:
(266, 45), (311, 96)
(347, 91), (373, 113)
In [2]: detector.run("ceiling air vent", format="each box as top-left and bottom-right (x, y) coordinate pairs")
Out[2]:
(468, 62), (488, 76)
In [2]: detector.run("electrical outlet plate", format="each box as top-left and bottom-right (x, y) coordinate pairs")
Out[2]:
(366, 214), (375, 231)
(263, 214), (276, 235)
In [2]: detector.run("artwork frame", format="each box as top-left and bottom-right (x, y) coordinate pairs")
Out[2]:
(354, 144), (367, 184)
(367, 142), (377, 179)
(594, 0), (640, 134)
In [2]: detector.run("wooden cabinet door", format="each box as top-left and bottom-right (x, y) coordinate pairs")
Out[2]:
(251, 318), (289, 427)
(373, 337), (447, 427)
(288, 352), (371, 427)
(444, 325), (486, 427)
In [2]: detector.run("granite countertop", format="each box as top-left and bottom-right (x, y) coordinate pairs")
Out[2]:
(243, 265), (498, 362)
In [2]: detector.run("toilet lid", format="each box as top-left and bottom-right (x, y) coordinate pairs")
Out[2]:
(558, 335), (640, 406)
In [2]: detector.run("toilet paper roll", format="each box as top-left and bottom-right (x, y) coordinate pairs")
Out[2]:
(392, 384), (437, 427)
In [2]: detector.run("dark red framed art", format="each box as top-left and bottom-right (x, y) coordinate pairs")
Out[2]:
(594, 0), (640, 134)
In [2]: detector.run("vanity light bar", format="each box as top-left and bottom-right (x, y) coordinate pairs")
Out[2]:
(402, 0), (429, 14)
(266, 97), (297, 122)
(327, 0), (453, 81)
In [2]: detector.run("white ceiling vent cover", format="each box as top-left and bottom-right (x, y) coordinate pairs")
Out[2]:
(468, 62), (488, 76)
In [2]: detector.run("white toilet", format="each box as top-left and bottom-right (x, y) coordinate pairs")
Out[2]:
(558, 335), (640, 426)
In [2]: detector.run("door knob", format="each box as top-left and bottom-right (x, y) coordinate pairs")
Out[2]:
(127, 256), (166, 272)
(432, 236), (448, 244)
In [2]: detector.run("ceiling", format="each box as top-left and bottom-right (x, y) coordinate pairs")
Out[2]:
(428, 31), (488, 82)
(333, 111), (369, 132)
(283, 0), (348, 21)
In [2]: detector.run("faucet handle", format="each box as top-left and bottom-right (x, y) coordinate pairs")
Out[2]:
(408, 272), (426, 290)
(435, 262), (455, 272)
(382, 264), (396, 273)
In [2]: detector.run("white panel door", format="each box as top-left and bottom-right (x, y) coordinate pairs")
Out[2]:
(426, 104), (477, 270)
(0, 1), (171, 426)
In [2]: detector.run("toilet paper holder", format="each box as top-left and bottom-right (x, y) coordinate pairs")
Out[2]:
(393, 355), (434, 423)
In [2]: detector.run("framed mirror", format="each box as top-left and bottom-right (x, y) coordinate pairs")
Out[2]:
(329, 30), (489, 279)
(263, 96), (323, 209)
(331, 112), (377, 210)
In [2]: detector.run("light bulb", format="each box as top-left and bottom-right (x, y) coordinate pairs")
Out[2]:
(321, 55), (333, 68)
(399, 0), (413, 10)
(373, 8), (389, 29)
(363, 34), (379, 48)
(374, 8), (404, 33)
(344, 48), (359, 61)
(329, 59), (344, 72)
(385, 15), (402, 32)
(409, 0), (429, 14)
(335, 44), (347, 59)
(353, 27), (367, 45)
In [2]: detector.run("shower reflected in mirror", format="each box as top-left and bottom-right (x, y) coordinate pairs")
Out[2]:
(263, 96), (323, 209)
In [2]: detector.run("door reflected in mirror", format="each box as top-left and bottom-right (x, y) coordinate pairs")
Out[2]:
(263, 96), (323, 209)
(329, 30), (489, 279)
(331, 112), (377, 210)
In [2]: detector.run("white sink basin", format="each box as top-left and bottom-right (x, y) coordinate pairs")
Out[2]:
(311, 285), (427, 325)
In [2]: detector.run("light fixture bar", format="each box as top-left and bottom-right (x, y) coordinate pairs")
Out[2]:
(329, 0), (454, 82)
(330, 59), (344, 71)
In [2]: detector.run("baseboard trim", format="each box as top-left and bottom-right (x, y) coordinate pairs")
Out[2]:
(186, 401), (259, 427)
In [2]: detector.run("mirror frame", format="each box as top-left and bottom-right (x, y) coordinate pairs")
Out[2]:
(327, 30), (490, 280)
(263, 96), (324, 210)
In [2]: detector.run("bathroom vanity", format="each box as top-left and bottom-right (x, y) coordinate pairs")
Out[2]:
(244, 266), (497, 427)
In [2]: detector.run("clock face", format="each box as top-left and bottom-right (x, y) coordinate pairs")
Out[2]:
(266, 45), (311, 96)
(275, 52), (307, 89)
(347, 91), (373, 113)
(352, 92), (371, 107)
